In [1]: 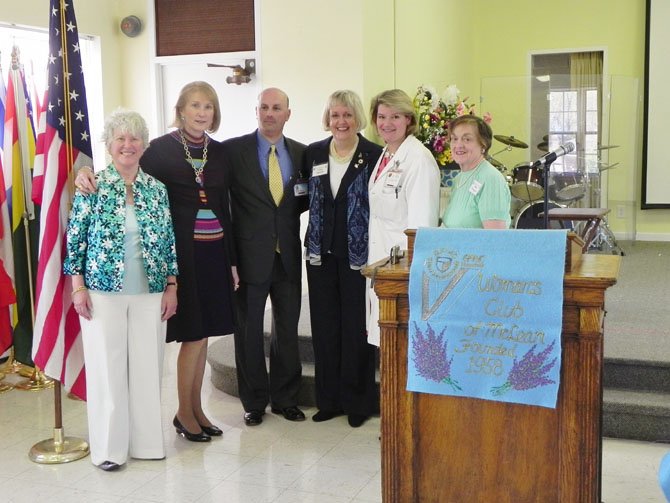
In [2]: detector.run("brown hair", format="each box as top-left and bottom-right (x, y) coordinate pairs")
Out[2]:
(449, 115), (493, 154)
(171, 81), (221, 132)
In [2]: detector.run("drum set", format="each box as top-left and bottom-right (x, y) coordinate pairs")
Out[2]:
(489, 134), (620, 233)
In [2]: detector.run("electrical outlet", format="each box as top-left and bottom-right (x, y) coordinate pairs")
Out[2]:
(616, 205), (625, 218)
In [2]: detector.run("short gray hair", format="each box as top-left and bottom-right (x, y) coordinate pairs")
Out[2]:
(102, 109), (149, 150)
(321, 90), (367, 131)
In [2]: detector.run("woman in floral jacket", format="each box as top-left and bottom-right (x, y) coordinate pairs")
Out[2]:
(64, 110), (178, 472)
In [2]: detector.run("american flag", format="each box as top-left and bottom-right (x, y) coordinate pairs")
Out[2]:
(31, 0), (92, 400)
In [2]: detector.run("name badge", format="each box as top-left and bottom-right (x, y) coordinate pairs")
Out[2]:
(312, 163), (328, 177)
(469, 180), (483, 196)
(294, 181), (308, 196)
(384, 171), (402, 189)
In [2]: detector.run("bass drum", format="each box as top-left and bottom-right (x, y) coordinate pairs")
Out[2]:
(514, 201), (571, 230)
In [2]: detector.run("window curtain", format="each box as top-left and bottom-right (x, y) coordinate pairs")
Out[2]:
(570, 51), (603, 152)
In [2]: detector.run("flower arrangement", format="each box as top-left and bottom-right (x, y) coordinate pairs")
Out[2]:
(413, 84), (491, 166)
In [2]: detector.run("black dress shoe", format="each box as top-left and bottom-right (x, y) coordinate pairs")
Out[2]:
(98, 460), (121, 471)
(243, 410), (265, 426)
(173, 416), (211, 442)
(347, 414), (369, 428)
(271, 406), (306, 422)
(199, 423), (223, 436)
(312, 409), (342, 422)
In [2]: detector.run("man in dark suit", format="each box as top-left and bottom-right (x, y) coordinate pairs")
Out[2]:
(223, 88), (308, 426)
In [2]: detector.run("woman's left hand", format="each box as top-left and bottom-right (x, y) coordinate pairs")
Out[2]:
(161, 288), (178, 321)
(231, 265), (240, 291)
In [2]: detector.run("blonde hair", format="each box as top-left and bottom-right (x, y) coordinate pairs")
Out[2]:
(171, 81), (221, 132)
(321, 90), (367, 131)
(369, 89), (418, 136)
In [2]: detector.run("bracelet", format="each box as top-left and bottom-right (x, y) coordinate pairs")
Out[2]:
(165, 281), (177, 290)
(71, 286), (88, 297)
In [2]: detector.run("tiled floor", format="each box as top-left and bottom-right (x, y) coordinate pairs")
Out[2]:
(0, 341), (668, 502)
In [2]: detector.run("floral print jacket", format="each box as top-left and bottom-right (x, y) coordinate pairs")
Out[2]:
(64, 165), (178, 293)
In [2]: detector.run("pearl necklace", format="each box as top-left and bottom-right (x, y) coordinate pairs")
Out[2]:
(329, 137), (359, 163)
(179, 130), (209, 184)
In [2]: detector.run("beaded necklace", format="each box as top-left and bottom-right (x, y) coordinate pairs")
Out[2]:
(179, 129), (209, 184)
(456, 160), (484, 189)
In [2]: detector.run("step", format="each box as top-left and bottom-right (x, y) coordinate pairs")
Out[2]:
(207, 335), (379, 408)
(209, 335), (318, 407)
(604, 358), (670, 394)
(603, 388), (670, 443)
(208, 336), (670, 442)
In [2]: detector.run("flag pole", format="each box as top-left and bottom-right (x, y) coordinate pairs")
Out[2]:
(28, 0), (88, 464)
(7, 48), (52, 392)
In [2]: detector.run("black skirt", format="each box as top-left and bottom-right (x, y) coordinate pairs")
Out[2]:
(195, 237), (234, 338)
(169, 237), (234, 343)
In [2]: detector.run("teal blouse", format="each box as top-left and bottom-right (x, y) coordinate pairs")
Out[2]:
(64, 165), (178, 293)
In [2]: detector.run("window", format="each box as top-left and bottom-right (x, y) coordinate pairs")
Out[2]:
(0, 23), (105, 170)
(531, 51), (603, 208)
(547, 88), (598, 173)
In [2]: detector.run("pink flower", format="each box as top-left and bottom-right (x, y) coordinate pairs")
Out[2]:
(483, 112), (493, 124)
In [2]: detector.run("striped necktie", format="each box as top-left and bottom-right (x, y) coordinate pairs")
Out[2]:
(268, 145), (284, 205)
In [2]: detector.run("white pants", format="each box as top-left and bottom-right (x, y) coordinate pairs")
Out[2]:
(80, 291), (166, 466)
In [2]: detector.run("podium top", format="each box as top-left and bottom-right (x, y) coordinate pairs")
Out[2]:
(363, 229), (620, 289)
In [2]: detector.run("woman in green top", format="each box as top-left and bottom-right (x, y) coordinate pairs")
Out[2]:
(441, 115), (511, 229)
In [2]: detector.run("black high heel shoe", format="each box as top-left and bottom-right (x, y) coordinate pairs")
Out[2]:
(199, 423), (223, 436)
(173, 416), (211, 442)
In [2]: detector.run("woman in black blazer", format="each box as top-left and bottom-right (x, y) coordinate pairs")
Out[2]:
(304, 90), (383, 427)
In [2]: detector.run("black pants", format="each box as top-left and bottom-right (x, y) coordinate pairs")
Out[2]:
(234, 253), (302, 411)
(307, 254), (378, 416)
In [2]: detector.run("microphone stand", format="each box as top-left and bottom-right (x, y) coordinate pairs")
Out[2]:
(542, 158), (555, 229)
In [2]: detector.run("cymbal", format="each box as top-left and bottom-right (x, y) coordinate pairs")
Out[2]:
(494, 134), (528, 149)
(537, 141), (548, 152)
(487, 157), (505, 169)
(597, 145), (620, 150)
(598, 162), (620, 171)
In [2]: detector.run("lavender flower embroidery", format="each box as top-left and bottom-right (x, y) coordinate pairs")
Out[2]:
(411, 322), (461, 391)
(491, 340), (557, 396)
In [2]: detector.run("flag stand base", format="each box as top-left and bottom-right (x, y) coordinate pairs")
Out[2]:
(18, 364), (38, 378)
(0, 355), (29, 376)
(29, 428), (89, 464)
(14, 368), (54, 391)
(0, 372), (13, 393)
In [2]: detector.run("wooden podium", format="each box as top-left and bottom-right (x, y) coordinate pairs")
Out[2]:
(363, 231), (620, 503)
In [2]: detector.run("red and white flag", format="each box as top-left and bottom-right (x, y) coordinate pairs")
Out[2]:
(32, 0), (93, 400)
(0, 62), (15, 356)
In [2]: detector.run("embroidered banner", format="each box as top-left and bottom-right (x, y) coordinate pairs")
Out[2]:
(407, 228), (567, 408)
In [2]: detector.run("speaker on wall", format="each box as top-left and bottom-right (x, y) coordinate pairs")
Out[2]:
(120, 15), (142, 38)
